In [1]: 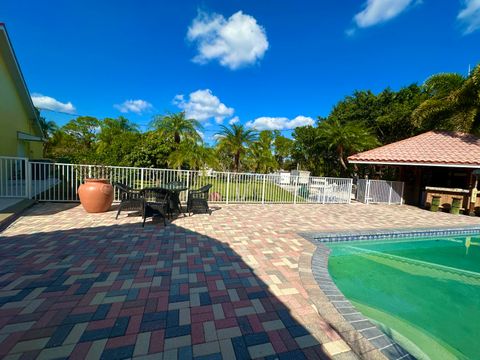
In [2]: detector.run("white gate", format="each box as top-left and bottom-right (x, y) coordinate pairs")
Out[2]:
(356, 179), (404, 205)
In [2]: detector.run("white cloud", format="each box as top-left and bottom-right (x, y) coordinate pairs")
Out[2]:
(31, 93), (76, 114)
(229, 116), (240, 125)
(457, 0), (480, 34)
(174, 89), (234, 123)
(353, 0), (415, 28)
(246, 116), (315, 131)
(114, 99), (153, 114)
(187, 10), (269, 70)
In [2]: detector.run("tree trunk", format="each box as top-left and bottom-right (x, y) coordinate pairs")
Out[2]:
(337, 145), (348, 170)
(234, 151), (240, 172)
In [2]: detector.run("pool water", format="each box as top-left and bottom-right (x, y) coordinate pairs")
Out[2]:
(327, 234), (480, 360)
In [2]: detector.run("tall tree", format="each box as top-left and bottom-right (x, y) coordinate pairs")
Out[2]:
(168, 141), (218, 170)
(38, 116), (58, 138)
(37, 115), (58, 157)
(62, 116), (100, 150)
(151, 111), (201, 144)
(412, 65), (480, 134)
(273, 133), (294, 169)
(317, 118), (379, 172)
(96, 117), (140, 164)
(124, 131), (174, 168)
(216, 124), (257, 172)
(246, 130), (278, 173)
(328, 85), (425, 144)
(46, 116), (100, 163)
(291, 125), (325, 175)
(98, 117), (138, 143)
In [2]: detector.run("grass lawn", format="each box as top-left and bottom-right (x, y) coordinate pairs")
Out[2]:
(139, 176), (298, 203)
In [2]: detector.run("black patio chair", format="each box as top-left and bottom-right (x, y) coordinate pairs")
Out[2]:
(140, 188), (170, 227)
(113, 182), (142, 219)
(187, 184), (212, 215)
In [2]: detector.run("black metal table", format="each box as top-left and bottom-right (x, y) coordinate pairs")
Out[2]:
(159, 183), (188, 215)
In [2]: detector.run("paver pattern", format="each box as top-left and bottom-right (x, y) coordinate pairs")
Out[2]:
(1, 202), (480, 360)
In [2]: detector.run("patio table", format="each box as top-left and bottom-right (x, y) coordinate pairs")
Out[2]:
(159, 183), (188, 215)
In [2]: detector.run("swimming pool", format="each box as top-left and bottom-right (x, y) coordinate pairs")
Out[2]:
(327, 234), (480, 360)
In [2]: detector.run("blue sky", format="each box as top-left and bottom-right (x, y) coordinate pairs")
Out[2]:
(2, 0), (480, 141)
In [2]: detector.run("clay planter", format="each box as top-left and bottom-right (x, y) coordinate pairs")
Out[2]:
(78, 179), (114, 213)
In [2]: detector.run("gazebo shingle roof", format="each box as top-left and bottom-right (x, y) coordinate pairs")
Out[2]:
(348, 131), (480, 168)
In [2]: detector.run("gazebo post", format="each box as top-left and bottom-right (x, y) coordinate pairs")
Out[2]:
(468, 170), (479, 216)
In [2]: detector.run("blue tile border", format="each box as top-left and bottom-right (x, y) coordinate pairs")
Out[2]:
(301, 225), (480, 244)
(301, 225), (480, 360)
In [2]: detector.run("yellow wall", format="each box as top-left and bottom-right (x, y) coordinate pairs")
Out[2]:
(0, 54), (43, 159)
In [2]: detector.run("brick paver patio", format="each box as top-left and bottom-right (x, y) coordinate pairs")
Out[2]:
(1, 203), (480, 360)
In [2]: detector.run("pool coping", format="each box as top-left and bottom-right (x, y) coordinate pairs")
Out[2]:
(299, 225), (480, 360)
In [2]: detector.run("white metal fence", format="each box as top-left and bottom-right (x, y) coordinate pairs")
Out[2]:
(0, 156), (29, 198)
(356, 179), (404, 205)
(0, 157), (353, 205)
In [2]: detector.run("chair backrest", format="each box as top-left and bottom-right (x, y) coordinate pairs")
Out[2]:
(113, 182), (132, 197)
(113, 182), (127, 190)
(199, 184), (212, 193)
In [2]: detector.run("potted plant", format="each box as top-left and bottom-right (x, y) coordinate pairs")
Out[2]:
(77, 165), (114, 213)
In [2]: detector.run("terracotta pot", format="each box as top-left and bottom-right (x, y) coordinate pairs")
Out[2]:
(78, 179), (114, 213)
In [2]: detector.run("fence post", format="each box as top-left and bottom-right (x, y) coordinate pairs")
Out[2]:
(25, 158), (31, 199)
(348, 179), (353, 204)
(322, 179), (326, 204)
(140, 168), (144, 189)
(226, 172), (230, 205)
(388, 181), (393, 205)
(262, 174), (266, 204)
(400, 182), (405, 205)
(186, 171), (190, 203)
(293, 176), (298, 204)
(365, 180), (370, 204)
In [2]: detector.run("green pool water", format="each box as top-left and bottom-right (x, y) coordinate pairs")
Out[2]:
(327, 234), (480, 360)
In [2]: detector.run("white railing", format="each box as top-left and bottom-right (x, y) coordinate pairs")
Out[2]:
(0, 156), (30, 198)
(0, 157), (353, 205)
(356, 179), (404, 205)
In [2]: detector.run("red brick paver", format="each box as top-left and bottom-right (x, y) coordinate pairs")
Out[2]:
(1, 202), (480, 359)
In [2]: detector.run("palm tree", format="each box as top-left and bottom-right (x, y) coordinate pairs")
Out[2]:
(151, 111), (201, 144)
(246, 130), (278, 173)
(412, 65), (480, 134)
(317, 118), (379, 171)
(168, 141), (218, 170)
(97, 117), (139, 150)
(215, 124), (257, 172)
(38, 116), (58, 138)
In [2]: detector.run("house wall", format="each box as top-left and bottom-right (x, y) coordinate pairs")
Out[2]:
(0, 53), (43, 158)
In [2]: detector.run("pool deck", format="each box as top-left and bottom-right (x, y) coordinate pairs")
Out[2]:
(1, 202), (480, 359)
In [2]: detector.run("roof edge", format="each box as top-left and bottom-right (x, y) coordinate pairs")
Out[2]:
(0, 24), (43, 136)
(348, 160), (480, 169)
